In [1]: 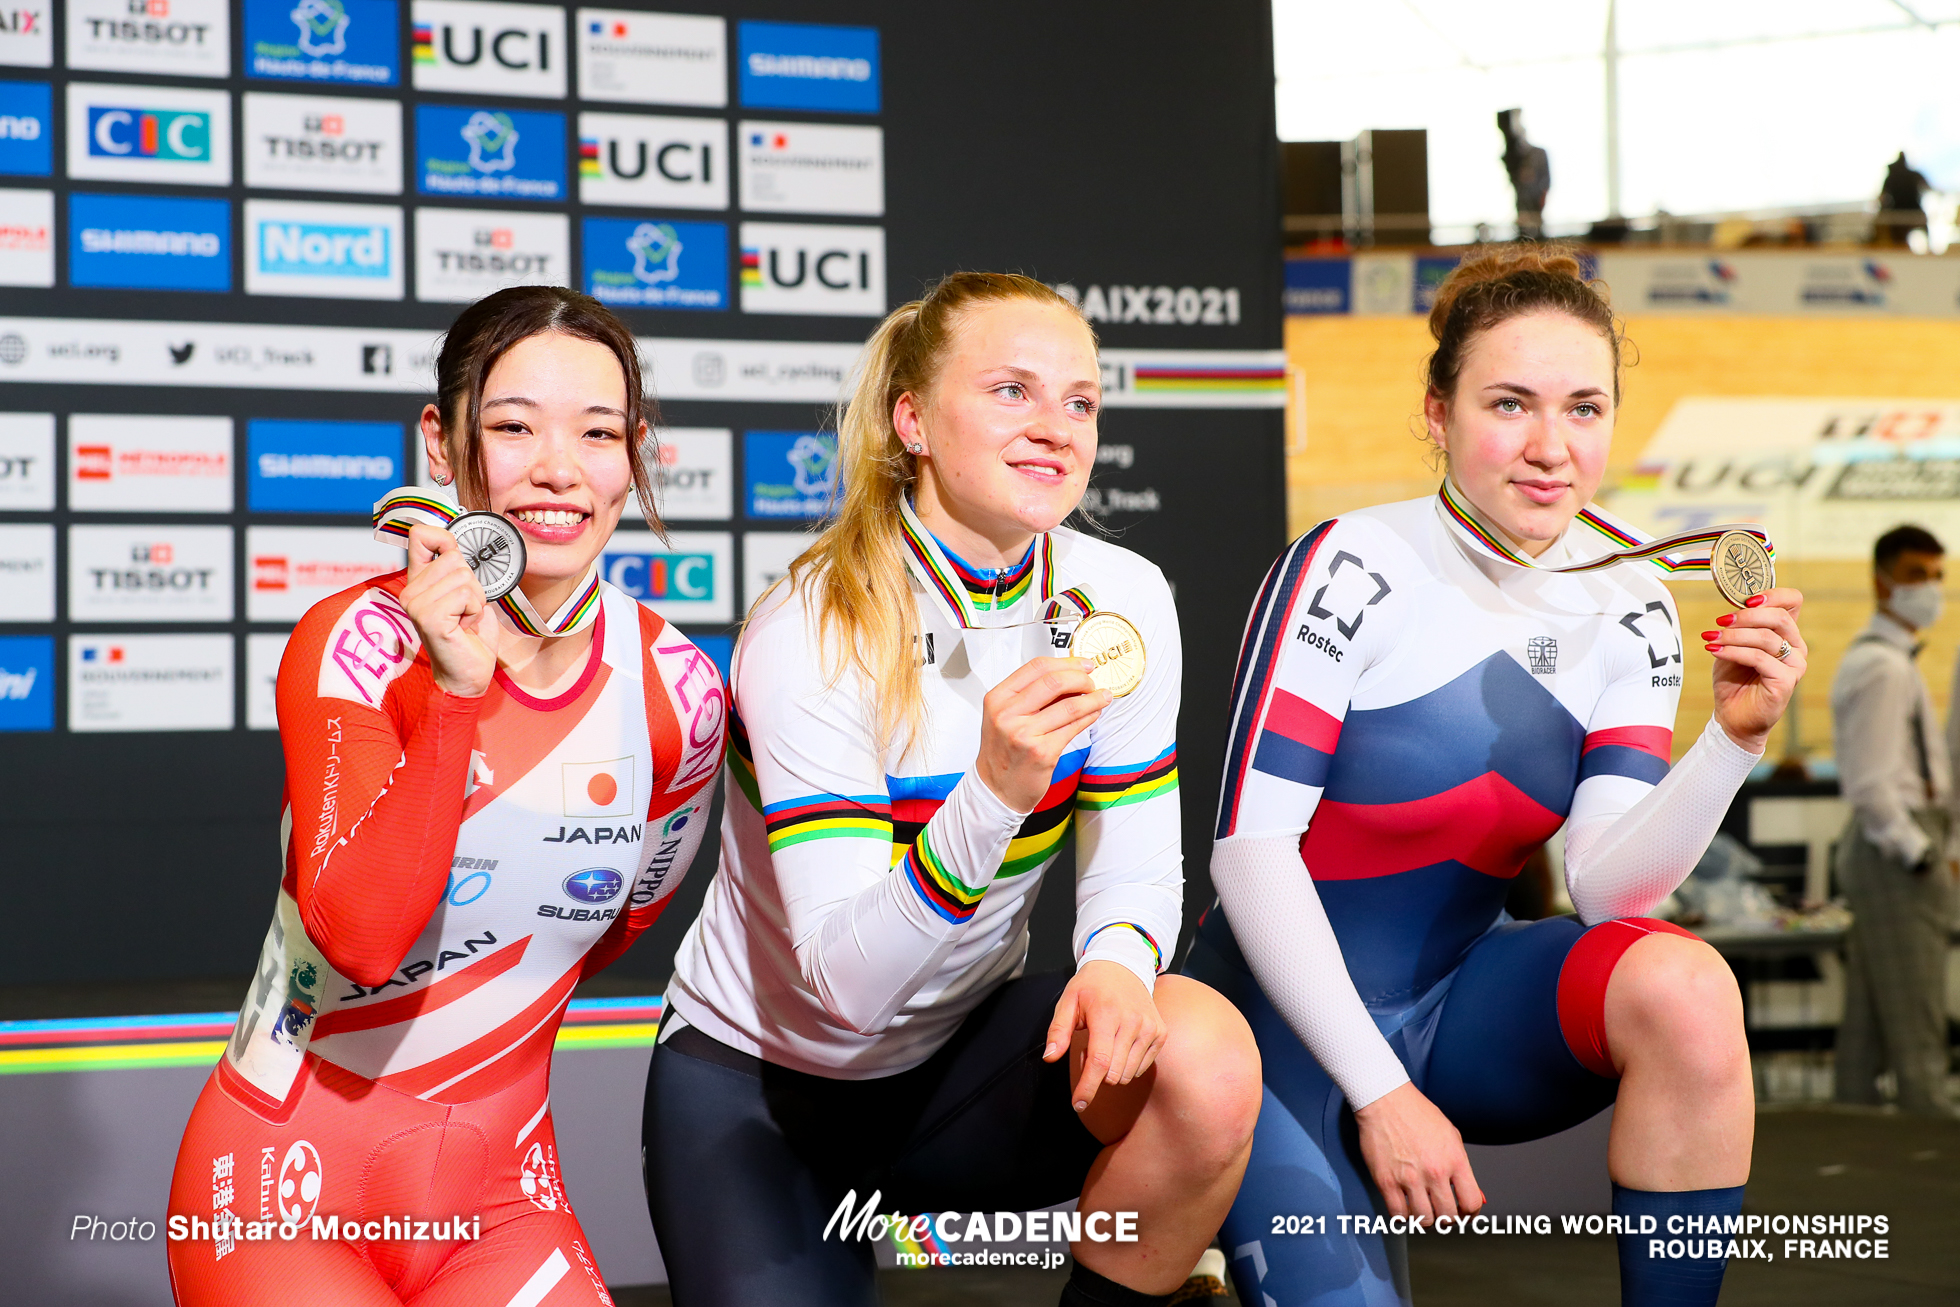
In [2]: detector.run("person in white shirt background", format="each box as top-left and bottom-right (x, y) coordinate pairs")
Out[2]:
(1832, 524), (1957, 1118)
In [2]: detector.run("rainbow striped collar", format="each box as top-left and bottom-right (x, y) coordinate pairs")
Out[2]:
(371, 486), (605, 637)
(1434, 478), (1771, 579)
(897, 498), (1057, 630)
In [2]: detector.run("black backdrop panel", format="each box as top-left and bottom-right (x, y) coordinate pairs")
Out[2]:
(0, 0), (1282, 987)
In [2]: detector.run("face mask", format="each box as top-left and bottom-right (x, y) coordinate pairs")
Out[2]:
(1888, 580), (1945, 631)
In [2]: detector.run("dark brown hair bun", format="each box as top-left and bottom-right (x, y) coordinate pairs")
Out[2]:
(1425, 244), (1625, 403)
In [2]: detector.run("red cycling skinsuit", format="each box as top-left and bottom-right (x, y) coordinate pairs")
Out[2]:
(166, 572), (725, 1306)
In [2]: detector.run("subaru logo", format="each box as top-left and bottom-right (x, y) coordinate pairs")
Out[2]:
(563, 868), (623, 904)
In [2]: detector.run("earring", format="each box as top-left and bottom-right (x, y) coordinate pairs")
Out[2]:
(433, 472), (453, 486)
(906, 443), (924, 454)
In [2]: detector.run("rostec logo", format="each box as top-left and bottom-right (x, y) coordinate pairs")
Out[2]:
(67, 0), (229, 78)
(68, 83), (231, 184)
(737, 20), (878, 114)
(738, 221), (885, 317)
(737, 121), (883, 217)
(414, 207), (568, 303)
(88, 105), (210, 160)
(245, 0), (398, 85)
(0, 7), (51, 69)
(246, 199), (403, 299)
(577, 112), (726, 210)
(582, 216), (726, 310)
(70, 192), (232, 291)
(0, 80), (51, 175)
(576, 8), (724, 108)
(244, 92), (401, 194)
(417, 103), (564, 199)
(412, 0), (565, 99)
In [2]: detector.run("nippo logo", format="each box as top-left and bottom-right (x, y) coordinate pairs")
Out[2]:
(277, 1141), (323, 1224)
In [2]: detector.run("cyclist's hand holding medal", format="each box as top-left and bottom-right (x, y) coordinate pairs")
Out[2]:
(402, 521), (503, 698)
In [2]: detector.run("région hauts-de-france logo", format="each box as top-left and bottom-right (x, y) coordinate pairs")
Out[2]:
(627, 221), (681, 284)
(462, 110), (518, 173)
(787, 434), (836, 497)
(291, 0), (349, 56)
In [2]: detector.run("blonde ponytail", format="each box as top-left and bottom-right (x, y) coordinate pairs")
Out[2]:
(757, 271), (1090, 758)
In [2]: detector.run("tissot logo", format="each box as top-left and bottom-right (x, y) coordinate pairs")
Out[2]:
(413, 0), (565, 98)
(244, 91), (402, 193)
(67, 0), (229, 78)
(414, 206), (568, 303)
(641, 427), (730, 521)
(0, 413), (53, 509)
(69, 524), (234, 621)
(738, 221), (884, 317)
(245, 0), (398, 85)
(577, 112), (726, 210)
(68, 82), (231, 184)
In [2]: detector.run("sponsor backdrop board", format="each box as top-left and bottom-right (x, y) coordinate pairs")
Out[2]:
(0, 0), (1284, 1019)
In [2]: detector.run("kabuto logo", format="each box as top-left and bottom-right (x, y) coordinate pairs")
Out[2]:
(738, 222), (884, 317)
(577, 112), (726, 210)
(68, 82), (231, 184)
(246, 199), (403, 300)
(0, 7), (51, 69)
(0, 80), (50, 176)
(417, 103), (563, 199)
(412, 0), (565, 99)
(66, 0), (229, 78)
(582, 216), (727, 310)
(246, 0), (398, 85)
(414, 207), (568, 303)
(276, 1141), (323, 1224)
(244, 92), (401, 193)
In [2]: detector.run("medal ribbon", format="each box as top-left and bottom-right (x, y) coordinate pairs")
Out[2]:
(897, 497), (1065, 630)
(1435, 478), (1773, 578)
(371, 486), (604, 637)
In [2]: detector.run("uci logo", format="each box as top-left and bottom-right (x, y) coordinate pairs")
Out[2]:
(420, 22), (551, 71)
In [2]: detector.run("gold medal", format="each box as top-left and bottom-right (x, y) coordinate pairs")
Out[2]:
(1072, 612), (1146, 698)
(1709, 529), (1775, 608)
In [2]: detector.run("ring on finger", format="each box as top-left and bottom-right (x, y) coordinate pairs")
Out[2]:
(1776, 640), (1792, 661)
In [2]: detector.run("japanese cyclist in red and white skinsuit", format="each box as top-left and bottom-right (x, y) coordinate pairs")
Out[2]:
(166, 287), (725, 1307)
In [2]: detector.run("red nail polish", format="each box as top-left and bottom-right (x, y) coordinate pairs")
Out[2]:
(1704, 643), (1722, 652)
(1716, 613), (1735, 627)
(1745, 594), (1766, 607)
(1700, 631), (1720, 641)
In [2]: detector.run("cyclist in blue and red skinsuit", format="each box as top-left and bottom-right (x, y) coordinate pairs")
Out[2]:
(1187, 247), (1809, 1307)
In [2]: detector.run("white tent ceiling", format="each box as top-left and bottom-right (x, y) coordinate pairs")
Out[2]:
(1274, 2), (1960, 238)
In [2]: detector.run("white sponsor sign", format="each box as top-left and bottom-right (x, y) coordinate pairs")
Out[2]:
(578, 112), (726, 210)
(643, 426), (731, 521)
(738, 222), (884, 318)
(65, 81), (232, 186)
(742, 529), (809, 609)
(0, 189), (54, 288)
(68, 413), (233, 512)
(0, 4), (52, 67)
(69, 632), (233, 731)
(413, 0), (565, 98)
(1603, 396), (1960, 561)
(247, 526), (403, 621)
(246, 199), (404, 300)
(576, 8), (724, 107)
(414, 207), (568, 302)
(66, 0), (229, 77)
(0, 411), (53, 508)
(0, 521), (54, 620)
(243, 92), (402, 195)
(737, 121), (882, 217)
(247, 630), (289, 730)
(1591, 252), (1960, 318)
(603, 527), (732, 623)
(69, 523), (234, 622)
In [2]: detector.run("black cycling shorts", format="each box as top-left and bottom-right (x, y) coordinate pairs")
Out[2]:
(642, 972), (1104, 1306)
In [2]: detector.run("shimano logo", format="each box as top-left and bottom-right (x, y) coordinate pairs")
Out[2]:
(746, 52), (869, 81)
(79, 227), (221, 256)
(256, 453), (393, 480)
(0, 114), (40, 139)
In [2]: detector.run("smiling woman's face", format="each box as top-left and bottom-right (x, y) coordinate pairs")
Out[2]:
(1425, 310), (1616, 555)
(901, 298), (1100, 549)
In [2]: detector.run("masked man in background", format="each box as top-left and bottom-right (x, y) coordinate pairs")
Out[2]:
(1833, 525), (1956, 1118)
